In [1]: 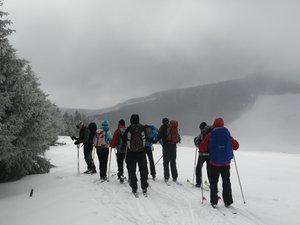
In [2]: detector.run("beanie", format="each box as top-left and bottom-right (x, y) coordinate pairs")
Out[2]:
(76, 121), (83, 129)
(162, 118), (169, 124)
(130, 114), (140, 124)
(101, 119), (110, 131)
(199, 122), (207, 130)
(118, 119), (125, 126)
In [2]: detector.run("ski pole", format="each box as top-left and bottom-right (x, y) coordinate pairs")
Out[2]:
(77, 144), (80, 176)
(155, 155), (163, 166)
(233, 153), (246, 204)
(92, 146), (96, 161)
(107, 147), (112, 182)
(124, 147), (129, 180)
(200, 152), (204, 204)
(192, 148), (198, 186)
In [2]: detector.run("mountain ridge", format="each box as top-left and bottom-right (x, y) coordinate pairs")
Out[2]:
(61, 75), (300, 135)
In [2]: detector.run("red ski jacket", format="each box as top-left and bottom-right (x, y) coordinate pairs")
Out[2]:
(110, 124), (126, 148)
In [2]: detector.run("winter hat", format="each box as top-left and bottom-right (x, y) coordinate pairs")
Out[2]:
(76, 121), (83, 129)
(162, 118), (169, 124)
(118, 119), (125, 126)
(199, 122), (207, 130)
(130, 114), (140, 124)
(101, 119), (110, 131)
(212, 117), (224, 128)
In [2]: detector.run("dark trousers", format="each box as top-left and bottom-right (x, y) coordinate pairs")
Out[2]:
(210, 165), (233, 206)
(84, 143), (95, 170)
(145, 146), (156, 177)
(116, 151), (126, 178)
(162, 144), (178, 181)
(127, 150), (148, 191)
(96, 147), (109, 179)
(195, 155), (211, 185)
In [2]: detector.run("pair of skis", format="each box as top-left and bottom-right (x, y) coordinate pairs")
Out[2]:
(186, 179), (210, 191)
(212, 205), (238, 215)
(165, 180), (183, 186)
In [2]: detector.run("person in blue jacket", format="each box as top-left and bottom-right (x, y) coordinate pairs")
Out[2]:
(144, 124), (159, 180)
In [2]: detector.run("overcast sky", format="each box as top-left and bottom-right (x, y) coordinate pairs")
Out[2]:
(3, 0), (300, 109)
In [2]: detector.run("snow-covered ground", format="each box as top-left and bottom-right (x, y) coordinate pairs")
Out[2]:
(0, 94), (300, 225)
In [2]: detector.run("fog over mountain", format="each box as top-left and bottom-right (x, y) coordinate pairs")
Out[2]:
(62, 75), (300, 135)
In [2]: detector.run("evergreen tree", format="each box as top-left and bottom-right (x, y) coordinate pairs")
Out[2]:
(61, 112), (76, 136)
(61, 110), (89, 137)
(0, 1), (63, 182)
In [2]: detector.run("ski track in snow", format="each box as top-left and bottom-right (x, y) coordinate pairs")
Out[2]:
(75, 172), (264, 225)
(3, 135), (297, 225)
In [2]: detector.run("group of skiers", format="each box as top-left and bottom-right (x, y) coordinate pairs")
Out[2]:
(71, 114), (239, 207)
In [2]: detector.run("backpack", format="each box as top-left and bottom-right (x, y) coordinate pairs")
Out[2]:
(208, 127), (233, 164)
(116, 127), (126, 152)
(145, 125), (158, 148)
(128, 124), (145, 152)
(88, 122), (97, 143)
(145, 126), (152, 139)
(166, 120), (180, 144)
(95, 129), (109, 148)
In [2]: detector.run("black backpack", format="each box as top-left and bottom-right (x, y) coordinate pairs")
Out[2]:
(128, 124), (145, 152)
(88, 122), (97, 143)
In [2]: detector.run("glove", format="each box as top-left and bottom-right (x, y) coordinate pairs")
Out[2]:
(74, 140), (80, 145)
(71, 136), (78, 141)
(194, 137), (199, 146)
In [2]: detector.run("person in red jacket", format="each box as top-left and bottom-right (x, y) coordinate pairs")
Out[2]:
(199, 117), (239, 208)
(110, 119), (127, 183)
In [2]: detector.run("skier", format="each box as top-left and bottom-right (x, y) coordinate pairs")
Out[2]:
(144, 124), (159, 180)
(154, 118), (181, 184)
(199, 117), (239, 207)
(95, 119), (112, 181)
(122, 114), (149, 195)
(71, 121), (96, 174)
(110, 119), (127, 183)
(194, 122), (212, 187)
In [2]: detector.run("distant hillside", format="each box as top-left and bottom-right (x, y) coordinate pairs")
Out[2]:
(230, 93), (300, 153)
(62, 75), (300, 135)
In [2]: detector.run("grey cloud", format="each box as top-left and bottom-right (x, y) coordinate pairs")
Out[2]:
(3, 0), (300, 109)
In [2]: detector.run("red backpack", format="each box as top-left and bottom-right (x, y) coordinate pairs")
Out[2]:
(166, 120), (180, 144)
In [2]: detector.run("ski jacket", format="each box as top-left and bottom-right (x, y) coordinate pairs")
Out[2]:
(111, 124), (126, 148)
(78, 126), (90, 145)
(194, 125), (212, 147)
(199, 118), (239, 166)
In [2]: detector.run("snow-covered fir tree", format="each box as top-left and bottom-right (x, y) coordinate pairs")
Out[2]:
(0, 0), (63, 182)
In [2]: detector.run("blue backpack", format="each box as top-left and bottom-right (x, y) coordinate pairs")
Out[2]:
(208, 127), (233, 164)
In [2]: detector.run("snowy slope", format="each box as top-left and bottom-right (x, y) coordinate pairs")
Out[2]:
(229, 94), (300, 153)
(0, 136), (299, 225)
